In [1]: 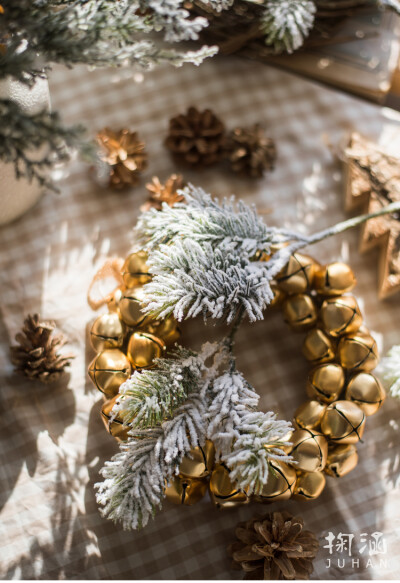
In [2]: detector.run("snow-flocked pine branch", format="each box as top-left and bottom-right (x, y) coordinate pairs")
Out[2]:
(379, 345), (400, 399)
(206, 370), (293, 495)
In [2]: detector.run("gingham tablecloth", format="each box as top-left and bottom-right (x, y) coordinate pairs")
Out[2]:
(1, 55), (400, 580)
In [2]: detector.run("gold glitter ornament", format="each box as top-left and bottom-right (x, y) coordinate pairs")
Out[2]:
(88, 349), (131, 397)
(306, 363), (345, 404)
(294, 400), (327, 431)
(101, 395), (130, 441)
(282, 293), (317, 331)
(293, 470), (326, 500)
(324, 444), (359, 477)
(345, 372), (385, 416)
(165, 476), (208, 505)
(276, 253), (319, 294)
(320, 295), (363, 338)
(256, 460), (296, 503)
(314, 262), (356, 297)
(122, 251), (151, 287)
(127, 332), (165, 369)
(90, 312), (124, 352)
(321, 400), (366, 444)
(179, 440), (215, 479)
(288, 429), (328, 472)
(209, 464), (249, 508)
(119, 287), (148, 328)
(302, 329), (335, 365)
(338, 331), (379, 372)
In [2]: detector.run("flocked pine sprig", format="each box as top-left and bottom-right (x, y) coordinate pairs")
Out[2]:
(378, 345), (400, 399)
(113, 345), (213, 428)
(260, 0), (317, 54)
(135, 185), (400, 325)
(206, 370), (293, 495)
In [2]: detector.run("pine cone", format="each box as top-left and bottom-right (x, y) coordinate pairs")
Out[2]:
(228, 511), (319, 580)
(141, 174), (186, 211)
(225, 125), (276, 178)
(97, 127), (148, 190)
(165, 107), (225, 167)
(10, 314), (74, 384)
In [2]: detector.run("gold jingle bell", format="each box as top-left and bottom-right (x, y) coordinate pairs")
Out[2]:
(122, 250), (152, 287)
(293, 470), (326, 501)
(165, 476), (208, 505)
(144, 315), (181, 347)
(306, 363), (345, 404)
(338, 331), (379, 372)
(321, 400), (366, 444)
(288, 429), (328, 472)
(209, 464), (249, 508)
(345, 372), (386, 416)
(88, 349), (131, 397)
(107, 287), (123, 313)
(294, 400), (327, 431)
(320, 295), (363, 338)
(127, 332), (165, 369)
(119, 287), (148, 328)
(302, 329), (335, 365)
(255, 459), (296, 503)
(282, 294), (317, 332)
(314, 262), (356, 297)
(270, 283), (285, 308)
(90, 312), (124, 352)
(324, 444), (358, 478)
(101, 395), (131, 441)
(179, 440), (215, 479)
(276, 253), (319, 294)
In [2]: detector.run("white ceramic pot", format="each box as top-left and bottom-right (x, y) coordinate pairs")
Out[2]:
(0, 76), (51, 226)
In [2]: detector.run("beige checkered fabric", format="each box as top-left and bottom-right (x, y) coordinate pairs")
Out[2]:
(1, 56), (400, 580)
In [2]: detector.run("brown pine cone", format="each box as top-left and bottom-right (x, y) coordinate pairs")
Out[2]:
(228, 511), (319, 580)
(10, 314), (74, 384)
(141, 174), (186, 211)
(165, 106), (225, 167)
(225, 125), (276, 178)
(97, 128), (148, 190)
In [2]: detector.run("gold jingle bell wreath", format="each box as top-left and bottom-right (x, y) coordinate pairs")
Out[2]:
(88, 251), (384, 508)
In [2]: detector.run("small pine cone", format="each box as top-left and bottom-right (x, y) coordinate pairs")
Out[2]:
(10, 314), (74, 384)
(225, 125), (276, 178)
(228, 511), (319, 580)
(141, 174), (186, 211)
(165, 107), (225, 167)
(97, 128), (148, 190)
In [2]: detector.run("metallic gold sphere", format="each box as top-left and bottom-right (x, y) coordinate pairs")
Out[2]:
(119, 287), (148, 328)
(321, 400), (366, 444)
(255, 459), (296, 502)
(270, 283), (285, 308)
(122, 251), (151, 287)
(283, 294), (317, 332)
(90, 312), (124, 352)
(288, 429), (328, 472)
(294, 400), (327, 431)
(338, 331), (379, 372)
(209, 464), (249, 508)
(320, 295), (363, 338)
(324, 444), (358, 478)
(127, 332), (165, 369)
(165, 476), (208, 505)
(306, 363), (345, 403)
(88, 349), (131, 397)
(293, 470), (326, 500)
(345, 372), (386, 416)
(302, 329), (335, 365)
(276, 253), (320, 294)
(107, 287), (123, 313)
(101, 395), (130, 441)
(179, 440), (215, 479)
(313, 262), (356, 297)
(144, 315), (181, 347)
